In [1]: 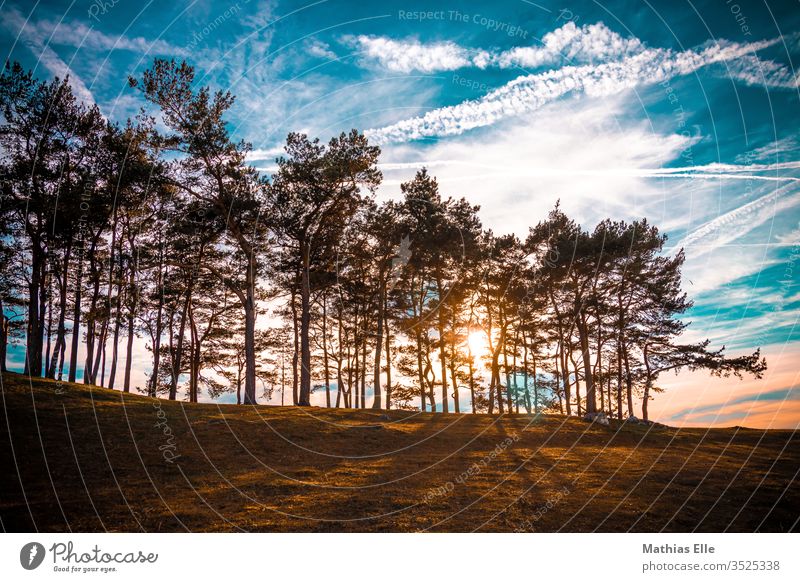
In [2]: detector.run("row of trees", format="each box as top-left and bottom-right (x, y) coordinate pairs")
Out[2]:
(0, 59), (767, 420)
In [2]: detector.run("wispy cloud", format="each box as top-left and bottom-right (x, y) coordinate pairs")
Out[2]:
(719, 55), (799, 88)
(675, 182), (800, 257)
(366, 35), (785, 144)
(736, 136), (800, 164)
(2, 9), (96, 105)
(8, 10), (184, 56)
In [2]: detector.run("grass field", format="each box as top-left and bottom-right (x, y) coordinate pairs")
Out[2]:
(1, 372), (797, 532)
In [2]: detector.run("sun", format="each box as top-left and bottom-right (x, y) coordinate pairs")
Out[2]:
(467, 331), (489, 359)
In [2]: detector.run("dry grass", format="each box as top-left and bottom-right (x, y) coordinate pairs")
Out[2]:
(1, 372), (797, 532)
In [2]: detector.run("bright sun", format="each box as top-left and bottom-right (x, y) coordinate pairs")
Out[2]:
(467, 331), (489, 359)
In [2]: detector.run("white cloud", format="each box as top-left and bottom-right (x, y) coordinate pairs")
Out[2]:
(245, 145), (286, 162)
(366, 36), (783, 144)
(495, 21), (644, 69)
(305, 39), (337, 61)
(346, 22), (644, 73)
(344, 34), (480, 73)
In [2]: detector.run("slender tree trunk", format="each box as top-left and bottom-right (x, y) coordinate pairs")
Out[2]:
(372, 276), (384, 409)
(572, 350), (582, 416)
(291, 288), (299, 405)
(503, 322), (513, 412)
(436, 278), (449, 413)
(555, 354), (564, 414)
(642, 344), (651, 421)
(45, 279), (53, 375)
(353, 316), (360, 409)
(149, 251), (166, 397)
(123, 301), (135, 392)
(48, 243), (71, 379)
(0, 301), (8, 373)
(623, 346), (634, 417)
(123, 232), (138, 393)
(577, 312), (597, 414)
(24, 241), (44, 377)
(559, 346), (571, 415)
(522, 328), (531, 414)
(85, 238), (103, 384)
(384, 295), (392, 410)
(336, 299), (344, 408)
(322, 294), (331, 408)
(69, 229), (85, 383)
(468, 345), (476, 414)
(188, 304), (198, 403)
(37, 259), (47, 376)
(360, 338), (367, 409)
(169, 283), (191, 400)
(242, 267), (258, 405)
(91, 315), (109, 385)
(449, 364), (460, 414)
(415, 330), (427, 412)
(298, 243), (312, 406)
(108, 236), (124, 391)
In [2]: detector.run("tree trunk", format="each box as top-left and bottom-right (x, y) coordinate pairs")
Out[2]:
(623, 346), (634, 417)
(322, 294), (331, 408)
(291, 288), (299, 405)
(149, 250), (166, 397)
(522, 328), (531, 414)
(436, 278), (449, 413)
(169, 283), (191, 400)
(415, 330), (427, 412)
(49, 243), (72, 379)
(45, 280), (53, 376)
(68, 229), (85, 383)
(360, 338), (367, 409)
(123, 299), (135, 392)
(384, 295), (392, 410)
(372, 276), (384, 409)
(616, 341), (624, 419)
(242, 270), (258, 405)
(468, 346), (476, 414)
(108, 236), (124, 391)
(642, 344), (651, 421)
(577, 312), (597, 414)
(298, 243), (312, 406)
(24, 241), (44, 377)
(336, 299), (344, 408)
(85, 237), (103, 384)
(0, 300), (8, 373)
(558, 347), (571, 415)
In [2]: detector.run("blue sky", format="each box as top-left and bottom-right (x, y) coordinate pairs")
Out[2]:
(2, 0), (799, 427)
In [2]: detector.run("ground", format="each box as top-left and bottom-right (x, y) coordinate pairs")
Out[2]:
(1, 372), (797, 532)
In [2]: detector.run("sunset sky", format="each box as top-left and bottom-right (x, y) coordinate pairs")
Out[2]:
(2, 0), (798, 428)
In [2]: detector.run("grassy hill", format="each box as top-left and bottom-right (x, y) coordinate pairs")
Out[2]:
(1, 371), (797, 532)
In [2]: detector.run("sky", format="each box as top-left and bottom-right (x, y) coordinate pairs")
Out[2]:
(1, 0), (799, 428)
